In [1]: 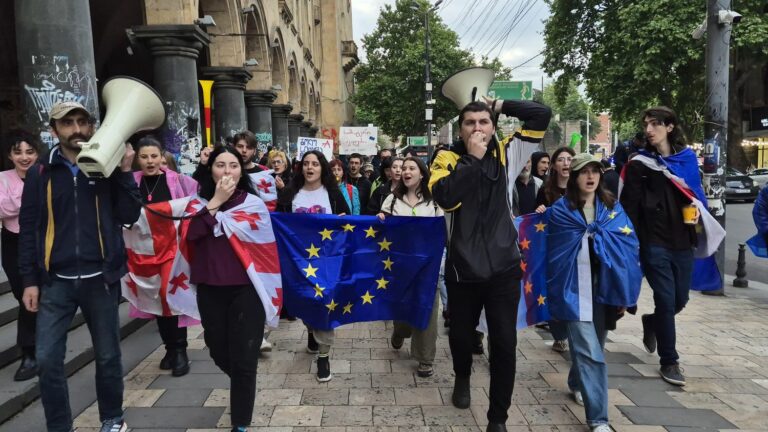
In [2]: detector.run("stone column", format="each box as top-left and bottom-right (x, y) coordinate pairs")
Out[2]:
(15, 0), (99, 147)
(288, 113), (304, 157)
(133, 25), (209, 174)
(300, 121), (313, 138)
(271, 104), (293, 152)
(245, 90), (277, 152)
(201, 67), (252, 144)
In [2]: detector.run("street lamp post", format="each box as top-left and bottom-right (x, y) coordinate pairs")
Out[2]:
(412, 0), (442, 160)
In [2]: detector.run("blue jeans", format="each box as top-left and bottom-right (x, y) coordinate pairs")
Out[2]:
(36, 276), (124, 432)
(641, 245), (694, 366)
(566, 302), (608, 427)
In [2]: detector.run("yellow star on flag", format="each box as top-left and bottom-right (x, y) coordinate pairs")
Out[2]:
(306, 243), (321, 259)
(364, 226), (378, 238)
(520, 261), (528, 272)
(537, 294), (546, 305)
(620, 225), (633, 236)
(519, 238), (531, 250)
(313, 283), (325, 298)
(319, 228), (334, 240)
(361, 290), (375, 304)
(341, 223), (356, 232)
(326, 299), (338, 312)
(303, 263), (319, 278)
(524, 280), (533, 294)
(375, 277), (390, 290)
(534, 222), (547, 232)
(608, 211), (618, 220)
(382, 257), (394, 271)
(378, 238), (392, 251)
(343, 302), (353, 314)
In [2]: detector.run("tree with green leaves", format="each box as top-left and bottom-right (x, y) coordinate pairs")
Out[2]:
(541, 0), (768, 169)
(354, 0), (511, 140)
(542, 82), (601, 151)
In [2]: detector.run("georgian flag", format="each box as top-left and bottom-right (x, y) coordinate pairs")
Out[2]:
(121, 193), (283, 326)
(249, 169), (278, 212)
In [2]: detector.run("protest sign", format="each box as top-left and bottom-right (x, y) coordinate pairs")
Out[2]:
(339, 126), (378, 155)
(298, 137), (334, 160)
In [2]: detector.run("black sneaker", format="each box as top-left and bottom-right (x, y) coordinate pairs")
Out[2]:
(641, 314), (657, 353)
(660, 364), (686, 386)
(391, 333), (404, 350)
(316, 355), (332, 382)
(307, 332), (319, 354)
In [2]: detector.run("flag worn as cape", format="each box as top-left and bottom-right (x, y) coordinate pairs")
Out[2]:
(546, 198), (642, 321)
(619, 149), (726, 291)
(270, 213), (444, 331)
(249, 169), (278, 211)
(514, 212), (551, 329)
(122, 194), (283, 326)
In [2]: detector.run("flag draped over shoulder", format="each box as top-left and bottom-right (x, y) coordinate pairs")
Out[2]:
(122, 194), (283, 326)
(248, 169), (278, 211)
(620, 149), (726, 291)
(546, 198), (642, 321)
(514, 213), (551, 329)
(270, 213), (445, 331)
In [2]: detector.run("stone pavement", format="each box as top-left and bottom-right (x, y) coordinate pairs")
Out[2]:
(70, 283), (768, 432)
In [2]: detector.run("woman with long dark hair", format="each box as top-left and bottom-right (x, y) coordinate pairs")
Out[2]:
(131, 136), (198, 377)
(367, 156), (403, 214)
(0, 129), (40, 381)
(377, 156), (443, 377)
(329, 159), (361, 215)
(276, 150), (350, 382)
(187, 146), (264, 432)
(546, 152), (641, 432)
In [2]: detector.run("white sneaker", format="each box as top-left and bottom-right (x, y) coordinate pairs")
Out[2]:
(591, 424), (612, 432)
(260, 338), (272, 352)
(571, 389), (584, 406)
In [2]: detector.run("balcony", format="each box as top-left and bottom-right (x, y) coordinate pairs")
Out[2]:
(278, 0), (293, 25)
(341, 40), (357, 58)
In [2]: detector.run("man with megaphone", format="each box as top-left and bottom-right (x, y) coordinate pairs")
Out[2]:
(429, 67), (551, 432)
(18, 101), (141, 432)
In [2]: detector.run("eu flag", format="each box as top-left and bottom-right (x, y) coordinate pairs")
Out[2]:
(514, 212), (551, 329)
(270, 213), (445, 330)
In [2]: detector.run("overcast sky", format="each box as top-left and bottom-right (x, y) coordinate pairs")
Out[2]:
(351, 0), (552, 90)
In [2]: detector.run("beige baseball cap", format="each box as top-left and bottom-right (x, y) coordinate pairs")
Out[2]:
(570, 152), (603, 172)
(48, 101), (92, 122)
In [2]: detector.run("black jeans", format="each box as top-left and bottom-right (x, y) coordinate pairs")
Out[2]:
(197, 284), (265, 427)
(2, 228), (36, 352)
(447, 277), (521, 423)
(156, 316), (188, 351)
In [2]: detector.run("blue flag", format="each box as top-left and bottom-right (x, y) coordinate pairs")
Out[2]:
(514, 212), (551, 329)
(270, 213), (445, 330)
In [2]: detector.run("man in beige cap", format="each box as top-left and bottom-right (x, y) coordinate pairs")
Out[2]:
(18, 101), (141, 432)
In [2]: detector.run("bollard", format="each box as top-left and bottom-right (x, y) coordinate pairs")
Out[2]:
(733, 243), (749, 288)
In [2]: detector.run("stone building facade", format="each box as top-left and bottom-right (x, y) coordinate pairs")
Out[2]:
(0, 0), (358, 170)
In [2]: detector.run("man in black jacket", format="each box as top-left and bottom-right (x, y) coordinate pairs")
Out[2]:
(430, 98), (551, 432)
(19, 101), (141, 432)
(347, 152), (371, 209)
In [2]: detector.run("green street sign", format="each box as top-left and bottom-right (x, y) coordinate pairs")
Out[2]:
(408, 136), (428, 147)
(489, 81), (534, 101)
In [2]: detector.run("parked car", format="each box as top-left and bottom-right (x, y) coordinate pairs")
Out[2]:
(725, 168), (760, 202)
(748, 168), (768, 188)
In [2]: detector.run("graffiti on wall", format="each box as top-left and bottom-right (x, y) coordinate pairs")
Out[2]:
(24, 55), (97, 148)
(163, 100), (201, 175)
(321, 127), (339, 154)
(255, 131), (272, 153)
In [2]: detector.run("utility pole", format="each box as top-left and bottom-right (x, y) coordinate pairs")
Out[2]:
(586, 105), (590, 153)
(412, 0), (442, 160)
(702, 0), (732, 295)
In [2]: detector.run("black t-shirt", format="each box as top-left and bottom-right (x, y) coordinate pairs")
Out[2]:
(515, 178), (538, 215)
(140, 174), (172, 203)
(246, 165), (263, 174)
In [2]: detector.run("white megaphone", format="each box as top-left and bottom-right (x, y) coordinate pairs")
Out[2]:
(77, 76), (166, 177)
(441, 67), (495, 110)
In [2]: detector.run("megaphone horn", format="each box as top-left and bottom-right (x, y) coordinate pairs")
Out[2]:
(77, 76), (166, 178)
(441, 67), (495, 110)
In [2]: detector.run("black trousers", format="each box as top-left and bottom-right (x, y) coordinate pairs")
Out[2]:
(2, 228), (36, 352)
(156, 316), (188, 351)
(447, 276), (521, 423)
(197, 284), (265, 427)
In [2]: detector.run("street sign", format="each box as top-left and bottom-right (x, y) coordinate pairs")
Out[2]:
(489, 81), (533, 101)
(408, 136), (428, 147)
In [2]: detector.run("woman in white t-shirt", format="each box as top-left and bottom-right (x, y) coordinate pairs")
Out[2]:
(377, 156), (444, 378)
(276, 150), (350, 383)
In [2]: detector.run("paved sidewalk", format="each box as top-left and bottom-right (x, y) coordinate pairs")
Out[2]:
(71, 283), (768, 432)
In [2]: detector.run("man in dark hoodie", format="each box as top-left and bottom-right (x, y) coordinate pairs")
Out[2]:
(19, 101), (141, 432)
(430, 97), (551, 432)
(530, 150), (550, 181)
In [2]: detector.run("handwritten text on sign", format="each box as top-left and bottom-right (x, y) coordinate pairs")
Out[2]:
(339, 127), (378, 155)
(298, 137), (334, 160)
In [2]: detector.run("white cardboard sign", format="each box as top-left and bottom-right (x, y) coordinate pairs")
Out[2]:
(339, 126), (378, 155)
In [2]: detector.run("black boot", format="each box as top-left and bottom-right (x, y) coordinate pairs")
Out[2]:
(171, 349), (190, 377)
(451, 375), (471, 409)
(159, 350), (174, 370)
(14, 351), (38, 382)
(486, 423), (507, 432)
